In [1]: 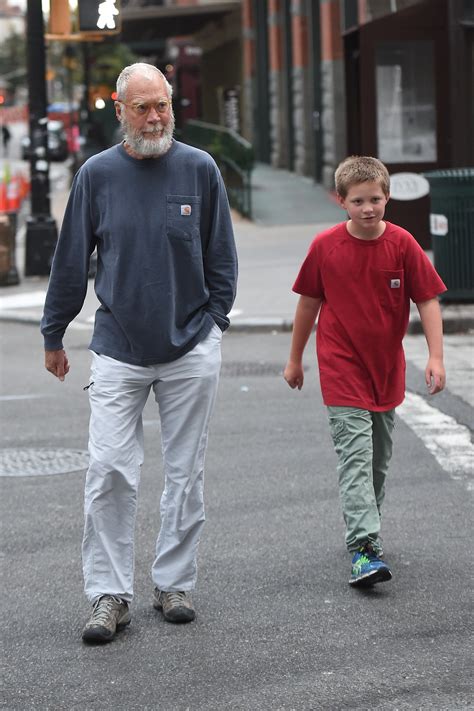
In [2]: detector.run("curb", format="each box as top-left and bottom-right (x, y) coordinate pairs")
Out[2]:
(1, 312), (472, 334)
(228, 317), (474, 335)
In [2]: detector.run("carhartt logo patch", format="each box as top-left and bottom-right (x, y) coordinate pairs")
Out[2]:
(181, 204), (192, 216)
(390, 279), (401, 288)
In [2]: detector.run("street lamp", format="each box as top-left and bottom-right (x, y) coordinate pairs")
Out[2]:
(24, 0), (58, 277)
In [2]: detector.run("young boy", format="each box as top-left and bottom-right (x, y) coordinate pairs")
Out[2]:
(284, 155), (446, 587)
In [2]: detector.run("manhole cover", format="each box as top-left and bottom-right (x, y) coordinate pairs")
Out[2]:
(221, 361), (285, 377)
(0, 448), (89, 477)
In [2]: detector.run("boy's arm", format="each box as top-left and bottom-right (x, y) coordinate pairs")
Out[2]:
(416, 297), (446, 394)
(284, 295), (322, 390)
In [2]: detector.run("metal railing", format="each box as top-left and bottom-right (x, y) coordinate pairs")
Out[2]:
(182, 119), (254, 219)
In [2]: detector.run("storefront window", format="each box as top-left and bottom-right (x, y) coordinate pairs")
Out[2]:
(376, 41), (437, 163)
(365, 0), (426, 23)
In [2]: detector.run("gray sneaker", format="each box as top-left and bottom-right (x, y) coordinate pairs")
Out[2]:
(82, 595), (131, 644)
(153, 588), (195, 623)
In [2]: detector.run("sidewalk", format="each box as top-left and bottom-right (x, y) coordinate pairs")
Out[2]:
(0, 161), (473, 333)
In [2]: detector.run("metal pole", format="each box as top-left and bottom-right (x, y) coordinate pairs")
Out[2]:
(81, 42), (92, 126)
(25, 0), (58, 276)
(65, 44), (80, 176)
(308, 0), (322, 183)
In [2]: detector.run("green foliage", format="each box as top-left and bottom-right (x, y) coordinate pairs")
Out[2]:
(88, 41), (138, 89)
(208, 135), (224, 160)
(182, 120), (254, 217)
(0, 25), (138, 103)
(184, 120), (254, 173)
(47, 40), (138, 95)
(0, 32), (27, 96)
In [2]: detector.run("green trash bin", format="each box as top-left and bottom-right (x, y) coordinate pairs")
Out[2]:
(423, 168), (474, 302)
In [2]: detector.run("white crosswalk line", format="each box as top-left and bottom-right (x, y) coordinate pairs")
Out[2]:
(0, 289), (93, 328)
(397, 391), (473, 491)
(0, 291), (46, 310)
(0, 394), (51, 401)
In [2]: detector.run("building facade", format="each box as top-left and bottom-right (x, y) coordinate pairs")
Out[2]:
(241, 0), (347, 186)
(342, 0), (474, 172)
(240, 0), (473, 189)
(0, 0), (23, 43)
(115, 0), (474, 193)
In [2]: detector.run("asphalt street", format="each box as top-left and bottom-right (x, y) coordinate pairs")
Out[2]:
(1, 125), (473, 710)
(1, 322), (473, 711)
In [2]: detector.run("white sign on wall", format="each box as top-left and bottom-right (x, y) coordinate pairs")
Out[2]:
(430, 214), (449, 236)
(389, 172), (430, 201)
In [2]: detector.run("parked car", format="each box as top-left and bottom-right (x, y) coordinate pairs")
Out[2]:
(21, 120), (69, 162)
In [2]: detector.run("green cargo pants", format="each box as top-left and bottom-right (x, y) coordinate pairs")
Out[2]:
(327, 406), (395, 554)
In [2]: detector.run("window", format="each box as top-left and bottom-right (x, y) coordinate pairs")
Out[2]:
(375, 41), (437, 163)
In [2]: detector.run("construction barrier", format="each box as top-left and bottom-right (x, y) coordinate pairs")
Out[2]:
(0, 164), (30, 215)
(0, 180), (7, 212)
(0, 164), (31, 286)
(0, 105), (28, 124)
(6, 174), (21, 211)
(0, 212), (20, 285)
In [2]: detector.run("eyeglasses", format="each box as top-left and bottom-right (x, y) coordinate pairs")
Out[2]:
(118, 99), (171, 116)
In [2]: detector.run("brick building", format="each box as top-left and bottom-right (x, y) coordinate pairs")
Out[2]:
(241, 0), (347, 186)
(118, 0), (473, 192)
(240, 0), (473, 189)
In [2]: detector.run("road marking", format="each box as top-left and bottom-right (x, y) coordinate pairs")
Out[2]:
(69, 321), (93, 330)
(0, 289), (92, 329)
(404, 334), (474, 409)
(0, 290), (46, 310)
(397, 391), (473, 491)
(0, 394), (51, 401)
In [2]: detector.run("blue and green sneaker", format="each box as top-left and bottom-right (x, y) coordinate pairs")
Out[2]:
(349, 544), (392, 587)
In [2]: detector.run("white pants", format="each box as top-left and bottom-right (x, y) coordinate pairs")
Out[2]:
(82, 325), (222, 603)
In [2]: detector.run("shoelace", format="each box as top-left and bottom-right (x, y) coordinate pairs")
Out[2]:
(90, 596), (124, 625)
(359, 544), (380, 559)
(163, 591), (187, 607)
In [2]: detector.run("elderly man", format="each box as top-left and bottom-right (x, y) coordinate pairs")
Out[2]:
(41, 63), (237, 643)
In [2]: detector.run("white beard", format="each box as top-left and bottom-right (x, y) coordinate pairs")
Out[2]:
(120, 111), (175, 157)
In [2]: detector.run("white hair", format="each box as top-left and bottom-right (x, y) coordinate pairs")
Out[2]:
(116, 63), (173, 101)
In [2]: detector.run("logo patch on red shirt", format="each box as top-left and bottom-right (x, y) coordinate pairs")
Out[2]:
(390, 279), (401, 288)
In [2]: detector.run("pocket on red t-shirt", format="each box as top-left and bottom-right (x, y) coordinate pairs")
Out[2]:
(375, 269), (404, 310)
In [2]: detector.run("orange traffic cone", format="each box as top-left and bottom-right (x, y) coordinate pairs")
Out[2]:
(0, 180), (7, 212)
(20, 172), (31, 199)
(6, 175), (21, 212)
(19, 173), (26, 200)
(25, 174), (31, 197)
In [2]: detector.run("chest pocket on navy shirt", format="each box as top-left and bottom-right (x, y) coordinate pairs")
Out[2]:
(375, 269), (404, 309)
(166, 195), (201, 243)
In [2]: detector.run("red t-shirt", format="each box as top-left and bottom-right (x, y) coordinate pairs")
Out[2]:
(293, 221), (446, 411)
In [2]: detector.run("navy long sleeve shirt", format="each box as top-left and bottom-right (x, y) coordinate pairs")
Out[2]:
(41, 140), (238, 365)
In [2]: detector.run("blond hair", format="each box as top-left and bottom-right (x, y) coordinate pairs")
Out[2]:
(335, 156), (390, 198)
